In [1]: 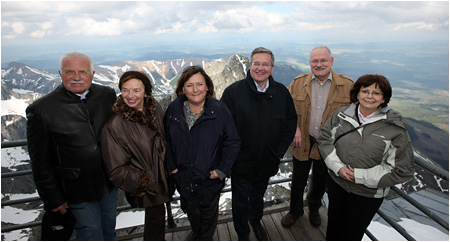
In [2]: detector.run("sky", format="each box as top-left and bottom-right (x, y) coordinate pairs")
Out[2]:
(1, 1), (449, 64)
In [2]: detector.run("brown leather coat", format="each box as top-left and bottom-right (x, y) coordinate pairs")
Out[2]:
(288, 69), (353, 161)
(101, 98), (172, 208)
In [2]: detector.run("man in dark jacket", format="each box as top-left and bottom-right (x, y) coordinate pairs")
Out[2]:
(221, 47), (297, 241)
(26, 52), (117, 240)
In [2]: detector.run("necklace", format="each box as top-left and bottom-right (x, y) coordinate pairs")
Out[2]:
(193, 108), (203, 116)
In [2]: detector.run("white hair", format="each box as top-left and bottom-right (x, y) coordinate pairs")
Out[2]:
(59, 52), (94, 74)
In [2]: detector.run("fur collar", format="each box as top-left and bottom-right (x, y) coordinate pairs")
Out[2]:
(113, 95), (161, 135)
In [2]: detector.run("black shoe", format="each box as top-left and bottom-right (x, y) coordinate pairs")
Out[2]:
(309, 210), (321, 227)
(238, 236), (250, 241)
(251, 222), (268, 241)
(186, 231), (194, 241)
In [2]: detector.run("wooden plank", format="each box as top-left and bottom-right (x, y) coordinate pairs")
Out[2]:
(165, 231), (173, 241)
(216, 223), (231, 241)
(172, 229), (189, 241)
(270, 211), (296, 241)
(262, 213), (283, 241)
(227, 221), (239, 241)
(213, 229), (219, 241)
(118, 201), (328, 241)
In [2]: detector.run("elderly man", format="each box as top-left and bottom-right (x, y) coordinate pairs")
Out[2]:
(26, 52), (118, 240)
(281, 46), (354, 228)
(221, 47), (297, 241)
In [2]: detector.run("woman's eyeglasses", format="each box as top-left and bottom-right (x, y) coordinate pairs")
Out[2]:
(182, 65), (204, 73)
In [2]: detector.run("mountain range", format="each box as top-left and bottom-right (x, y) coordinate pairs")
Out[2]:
(2, 55), (448, 170)
(1, 54), (448, 240)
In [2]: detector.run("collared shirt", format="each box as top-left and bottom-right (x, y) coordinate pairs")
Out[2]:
(183, 101), (203, 130)
(254, 80), (269, 93)
(358, 105), (377, 124)
(309, 72), (332, 138)
(76, 90), (90, 100)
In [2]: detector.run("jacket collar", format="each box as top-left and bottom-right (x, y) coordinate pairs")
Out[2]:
(244, 69), (277, 95)
(58, 83), (95, 101)
(342, 102), (406, 129)
(172, 97), (217, 120)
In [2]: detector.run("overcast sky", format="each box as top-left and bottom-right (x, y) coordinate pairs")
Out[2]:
(1, 1), (449, 63)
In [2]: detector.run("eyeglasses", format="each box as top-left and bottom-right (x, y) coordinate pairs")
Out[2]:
(182, 65), (204, 73)
(310, 59), (331, 65)
(251, 62), (273, 68)
(359, 89), (383, 97)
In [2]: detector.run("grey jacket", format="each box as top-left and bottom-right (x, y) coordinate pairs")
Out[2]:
(317, 103), (415, 198)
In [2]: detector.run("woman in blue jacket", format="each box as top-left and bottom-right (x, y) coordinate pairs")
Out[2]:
(164, 65), (241, 240)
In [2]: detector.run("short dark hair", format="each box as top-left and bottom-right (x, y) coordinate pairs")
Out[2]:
(251, 47), (275, 66)
(175, 65), (215, 100)
(350, 74), (392, 108)
(119, 71), (153, 96)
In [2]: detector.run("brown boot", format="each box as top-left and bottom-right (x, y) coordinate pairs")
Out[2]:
(280, 213), (300, 228)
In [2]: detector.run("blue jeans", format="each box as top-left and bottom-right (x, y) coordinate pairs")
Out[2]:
(231, 175), (269, 239)
(69, 185), (118, 241)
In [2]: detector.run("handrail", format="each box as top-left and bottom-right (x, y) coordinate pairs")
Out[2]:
(1, 140), (449, 240)
(391, 186), (448, 230)
(377, 209), (416, 241)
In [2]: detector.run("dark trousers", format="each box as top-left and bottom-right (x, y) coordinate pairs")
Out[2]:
(289, 154), (327, 215)
(143, 204), (166, 241)
(326, 175), (384, 241)
(185, 192), (221, 241)
(231, 174), (270, 239)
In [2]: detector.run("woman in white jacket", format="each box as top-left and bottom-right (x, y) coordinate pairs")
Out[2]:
(317, 74), (415, 241)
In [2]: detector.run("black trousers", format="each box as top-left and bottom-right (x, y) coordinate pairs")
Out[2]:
(143, 204), (166, 241)
(231, 174), (270, 239)
(326, 175), (384, 241)
(289, 152), (328, 215)
(185, 191), (221, 241)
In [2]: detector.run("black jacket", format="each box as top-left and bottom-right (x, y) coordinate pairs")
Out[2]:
(165, 97), (241, 208)
(221, 70), (297, 182)
(26, 83), (116, 210)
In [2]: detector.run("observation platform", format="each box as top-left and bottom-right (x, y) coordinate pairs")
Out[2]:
(116, 202), (327, 241)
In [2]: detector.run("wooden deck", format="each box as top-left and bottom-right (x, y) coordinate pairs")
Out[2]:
(117, 202), (327, 241)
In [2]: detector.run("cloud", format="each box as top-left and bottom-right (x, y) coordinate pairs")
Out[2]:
(11, 22), (25, 34)
(0, 1), (448, 43)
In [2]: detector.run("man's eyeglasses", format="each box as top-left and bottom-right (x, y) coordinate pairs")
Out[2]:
(251, 62), (273, 68)
(182, 65), (204, 73)
(359, 89), (383, 97)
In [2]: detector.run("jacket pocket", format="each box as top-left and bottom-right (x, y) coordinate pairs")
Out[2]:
(55, 166), (80, 180)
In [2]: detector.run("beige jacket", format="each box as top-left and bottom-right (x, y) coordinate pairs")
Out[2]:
(288, 69), (353, 161)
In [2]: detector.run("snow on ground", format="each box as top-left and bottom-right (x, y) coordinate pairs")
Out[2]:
(1, 206), (40, 224)
(2, 228), (32, 241)
(115, 210), (145, 229)
(1, 96), (29, 117)
(1, 147), (30, 171)
(364, 218), (449, 241)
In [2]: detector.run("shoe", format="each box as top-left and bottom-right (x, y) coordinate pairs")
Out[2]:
(251, 222), (268, 241)
(238, 236), (250, 241)
(186, 231), (194, 241)
(309, 210), (321, 227)
(281, 213), (300, 228)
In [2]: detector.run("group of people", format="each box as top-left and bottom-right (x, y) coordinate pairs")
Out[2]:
(26, 46), (415, 241)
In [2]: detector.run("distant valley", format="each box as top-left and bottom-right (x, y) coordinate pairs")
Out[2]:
(1, 54), (448, 170)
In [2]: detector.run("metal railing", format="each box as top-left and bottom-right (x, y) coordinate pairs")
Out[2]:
(1, 139), (449, 240)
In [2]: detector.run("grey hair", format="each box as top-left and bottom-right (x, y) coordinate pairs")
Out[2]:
(59, 52), (94, 74)
(251, 47), (275, 66)
(310, 46), (333, 61)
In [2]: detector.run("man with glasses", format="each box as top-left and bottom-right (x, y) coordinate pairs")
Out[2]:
(221, 47), (297, 241)
(280, 46), (353, 228)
